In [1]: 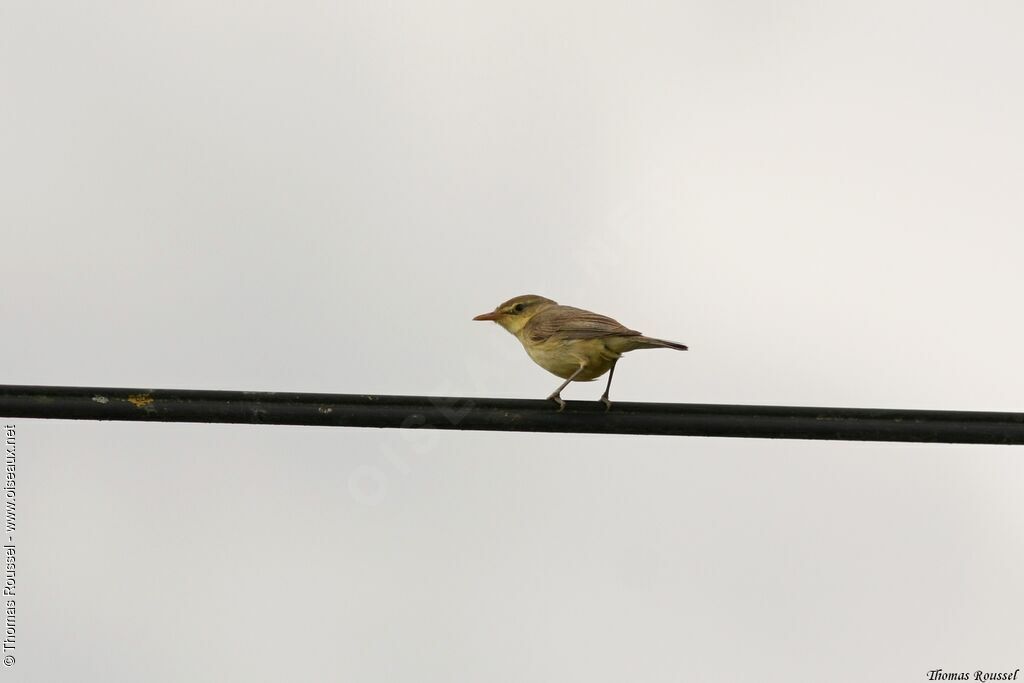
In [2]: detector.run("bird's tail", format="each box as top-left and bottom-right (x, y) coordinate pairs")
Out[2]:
(634, 336), (689, 351)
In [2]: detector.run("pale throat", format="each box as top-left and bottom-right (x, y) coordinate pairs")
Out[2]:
(499, 316), (530, 336)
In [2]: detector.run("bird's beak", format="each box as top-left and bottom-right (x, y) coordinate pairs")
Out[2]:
(472, 311), (502, 321)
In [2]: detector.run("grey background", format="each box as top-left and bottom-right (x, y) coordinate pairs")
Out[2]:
(3, 1), (1024, 681)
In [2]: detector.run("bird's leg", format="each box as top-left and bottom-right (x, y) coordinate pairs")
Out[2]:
(599, 359), (618, 411)
(547, 364), (586, 412)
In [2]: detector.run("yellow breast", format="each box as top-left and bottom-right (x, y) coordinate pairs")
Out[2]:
(519, 336), (619, 381)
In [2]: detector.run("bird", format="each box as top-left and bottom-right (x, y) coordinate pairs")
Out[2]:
(473, 294), (688, 410)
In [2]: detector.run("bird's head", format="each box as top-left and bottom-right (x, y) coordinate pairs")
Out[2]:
(473, 294), (556, 335)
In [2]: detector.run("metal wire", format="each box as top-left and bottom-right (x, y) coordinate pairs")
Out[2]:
(1, 384), (1022, 444)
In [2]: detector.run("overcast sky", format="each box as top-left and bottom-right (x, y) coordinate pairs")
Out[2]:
(3, 1), (1023, 681)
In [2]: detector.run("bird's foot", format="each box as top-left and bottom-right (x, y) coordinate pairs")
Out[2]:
(547, 392), (566, 412)
(600, 395), (612, 412)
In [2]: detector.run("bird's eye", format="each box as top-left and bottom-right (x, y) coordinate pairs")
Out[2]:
(512, 303), (525, 313)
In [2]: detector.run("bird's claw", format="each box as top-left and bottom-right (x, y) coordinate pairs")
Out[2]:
(547, 393), (566, 411)
(600, 395), (612, 412)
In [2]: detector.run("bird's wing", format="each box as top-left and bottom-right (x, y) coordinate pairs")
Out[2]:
(526, 306), (642, 344)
